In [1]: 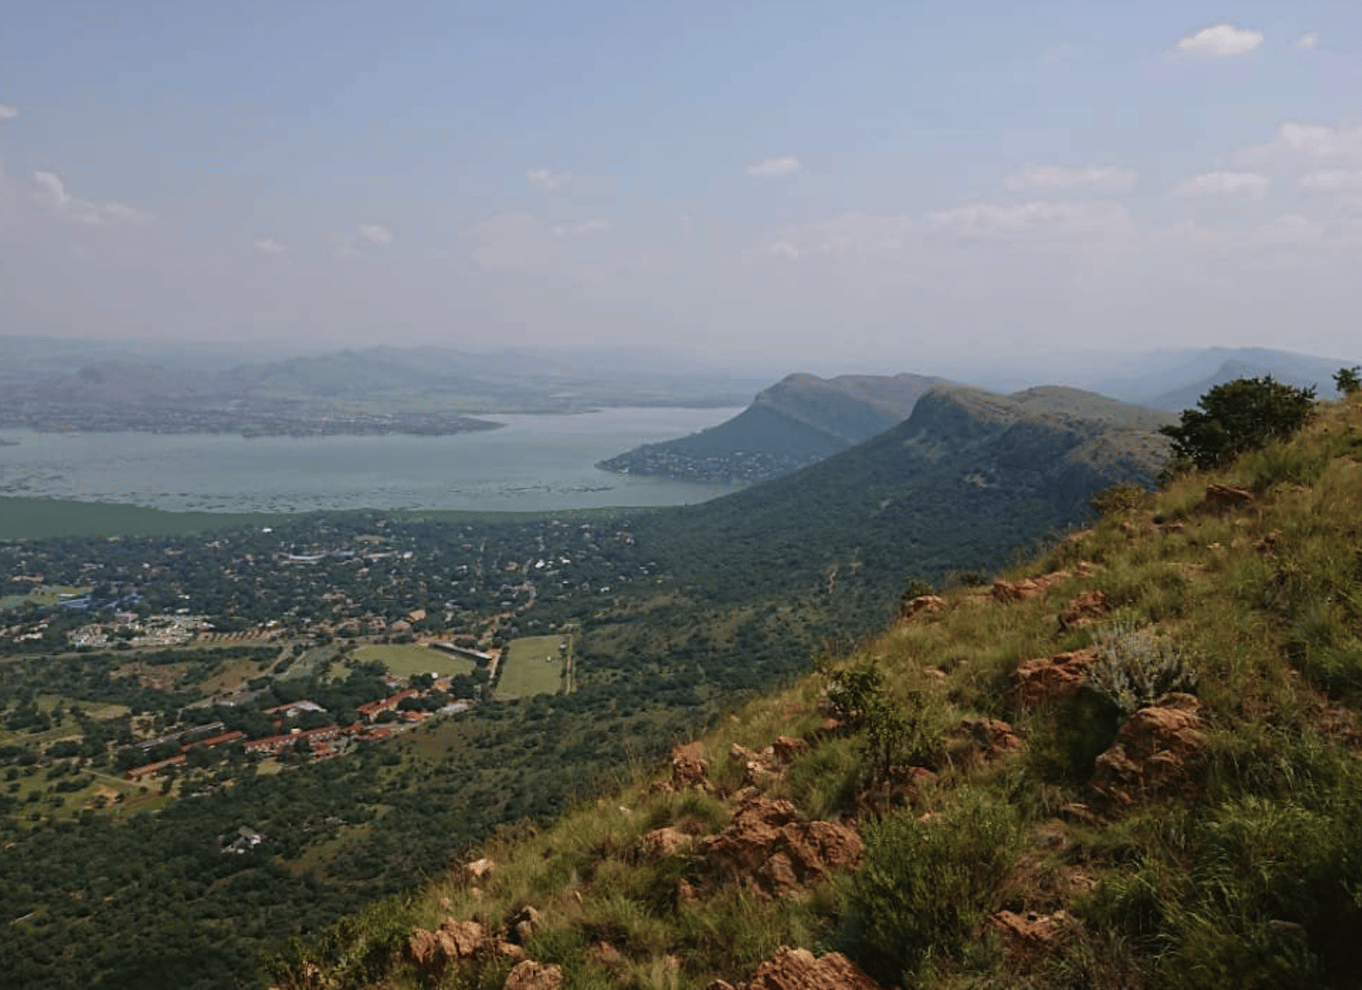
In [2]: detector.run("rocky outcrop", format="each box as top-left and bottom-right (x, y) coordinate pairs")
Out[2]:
(1057, 590), (1112, 631)
(899, 594), (946, 622)
(1089, 693), (1207, 808)
(988, 909), (1072, 962)
(1010, 649), (1096, 709)
(503, 959), (562, 990)
(992, 571), (1072, 603)
(693, 796), (863, 899)
(671, 742), (709, 787)
(408, 918), (489, 975)
(1200, 483), (1254, 514)
(637, 826), (693, 861)
(711, 947), (884, 990)
(954, 718), (1025, 763)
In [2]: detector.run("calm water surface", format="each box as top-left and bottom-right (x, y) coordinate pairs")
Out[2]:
(0, 407), (743, 513)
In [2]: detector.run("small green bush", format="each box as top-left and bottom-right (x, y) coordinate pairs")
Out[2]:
(1087, 623), (1198, 714)
(838, 792), (1023, 983)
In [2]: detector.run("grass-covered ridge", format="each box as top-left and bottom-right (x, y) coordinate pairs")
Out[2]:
(276, 395), (1362, 989)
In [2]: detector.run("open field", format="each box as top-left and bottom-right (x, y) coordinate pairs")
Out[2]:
(0, 584), (91, 611)
(352, 644), (475, 680)
(496, 634), (569, 699)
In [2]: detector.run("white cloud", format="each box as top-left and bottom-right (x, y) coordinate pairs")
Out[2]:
(253, 237), (286, 256)
(338, 223), (393, 256)
(549, 218), (611, 238)
(1252, 213), (1325, 246)
(526, 168), (570, 191)
(0, 103), (17, 121)
(1174, 23), (1264, 58)
(746, 155), (801, 178)
(1237, 122), (1362, 167)
(1293, 32), (1319, 50)
(1174, 171), (1270, 199)
(766, 241), (800, 261)
(1300, 170), (1362, 194)
(927, 200), (1132, 238)
(1004, 164), (1137, 193)
(679, 213), (694, 239)
(358, 224), (392, 247)
(30, 170), (154, 225)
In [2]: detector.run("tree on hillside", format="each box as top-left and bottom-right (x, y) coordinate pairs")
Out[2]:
(1159, 376), (1317, 471)
(1335, 366), (1361, 398)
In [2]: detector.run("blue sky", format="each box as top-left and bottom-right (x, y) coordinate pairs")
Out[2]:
(2, 1), (1360, 372)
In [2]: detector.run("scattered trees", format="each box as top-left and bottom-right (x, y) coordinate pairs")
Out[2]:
(1335, 366), (1361, 398)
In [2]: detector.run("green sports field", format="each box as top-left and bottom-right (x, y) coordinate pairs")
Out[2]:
(495, 635), (570, 699)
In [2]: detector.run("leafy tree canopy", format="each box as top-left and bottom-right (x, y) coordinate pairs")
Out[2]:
(1335, 366), (1362, 397)
(1159, 376), (1317, 470)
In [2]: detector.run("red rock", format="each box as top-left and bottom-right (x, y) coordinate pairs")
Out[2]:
(1058, 590), (1112, 630)
(671, 742), (709, 786)
(899, 594), (945, 622)
(1089, 694), (1207, 808)
(1010, 649), (1096, 708)
(731, 947), (883, 990)
(503, 959), (562, 990)
(1201, 484), (1254, 514)
(772, 736), (807, 764)
(638, 826), (692, 860)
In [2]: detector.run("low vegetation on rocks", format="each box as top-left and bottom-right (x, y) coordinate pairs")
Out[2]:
(273, 389), (1362, 989)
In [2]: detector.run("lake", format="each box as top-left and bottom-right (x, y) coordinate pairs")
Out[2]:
(0, 407), (744, 514)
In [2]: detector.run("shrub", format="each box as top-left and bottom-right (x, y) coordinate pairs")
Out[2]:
(1159, 376), (1317, 470)
(838, 793), (1022, 983)
(1087, 623), (1198, 714)
(1091, 483), (1151, 517)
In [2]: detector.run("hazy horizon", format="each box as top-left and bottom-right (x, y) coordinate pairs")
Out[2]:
(3, 2), (1361, 368)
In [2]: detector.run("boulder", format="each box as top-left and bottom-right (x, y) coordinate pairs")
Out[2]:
(693, 796), (863, 899)
(1010, 649), (1096, 709)
(509, 905), (542, 945)
(1089, 693), (1207, 808)
(456, 857), (495, 886)
(772, 736), (807, 764)
(671, 742), (709, 787)
(899, 594), (946, 622)
(1057, 590), (1112, 631)
(992, 571), (1071, 603)
(954, 718), (1025, 763)
(988, 910), (1070, 962)
(728, 947), (883, 990)
(637, 826), (693, 860)
(503, 959), (563, 990)
(1201, 483), (1254, 514)
(408, 918), (488, 975)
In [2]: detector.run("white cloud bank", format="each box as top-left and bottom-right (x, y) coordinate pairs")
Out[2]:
(1174, 171), (1270, 199)
(1174, 23), (1264, 58)
(0, 103), (17, 121)
(1300, 170), (1362, 194)
(253, 237), (286, 256)
(1004, 164), (1136, 193)
(927, 200), (1131, 238)
(30, 170), (153, 225)
(746, 155), (801, 178)
(549, 219), (611, 238)
(1293, 32), (1319, 50)
(526, 168), (570, 191)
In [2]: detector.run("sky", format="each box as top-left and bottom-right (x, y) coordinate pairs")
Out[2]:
(2, 1), (1361, 373)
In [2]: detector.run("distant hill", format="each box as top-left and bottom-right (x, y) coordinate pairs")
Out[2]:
(0, 344), (766, 435)
(1090, 347), (1355, 411)
(597, 372), (947, 484)
(637, 383), (1172, 616)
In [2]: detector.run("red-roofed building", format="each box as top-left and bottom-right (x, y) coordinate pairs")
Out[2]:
(125, 754), (187, 780)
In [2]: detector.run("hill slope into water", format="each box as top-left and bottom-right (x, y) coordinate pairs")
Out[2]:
(280, 393), (1362, 990)
(598, 371), (946, 484)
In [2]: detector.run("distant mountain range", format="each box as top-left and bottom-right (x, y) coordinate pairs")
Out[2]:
(597, 372), (946, 484)
(0, 340), (767, 436)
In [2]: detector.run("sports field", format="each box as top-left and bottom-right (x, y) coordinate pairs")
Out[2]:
(351, 643), (475, 679)
(495, 635), (569, 698)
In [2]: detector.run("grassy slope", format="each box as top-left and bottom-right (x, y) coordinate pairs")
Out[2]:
(278, 397), (1362, 990)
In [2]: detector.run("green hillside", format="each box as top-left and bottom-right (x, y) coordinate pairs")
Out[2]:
(598, 371), (946, 484)
(277, 392), (1362, 990)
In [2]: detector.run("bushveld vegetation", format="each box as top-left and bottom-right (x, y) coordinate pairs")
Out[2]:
(275, 388), (1362, 989)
